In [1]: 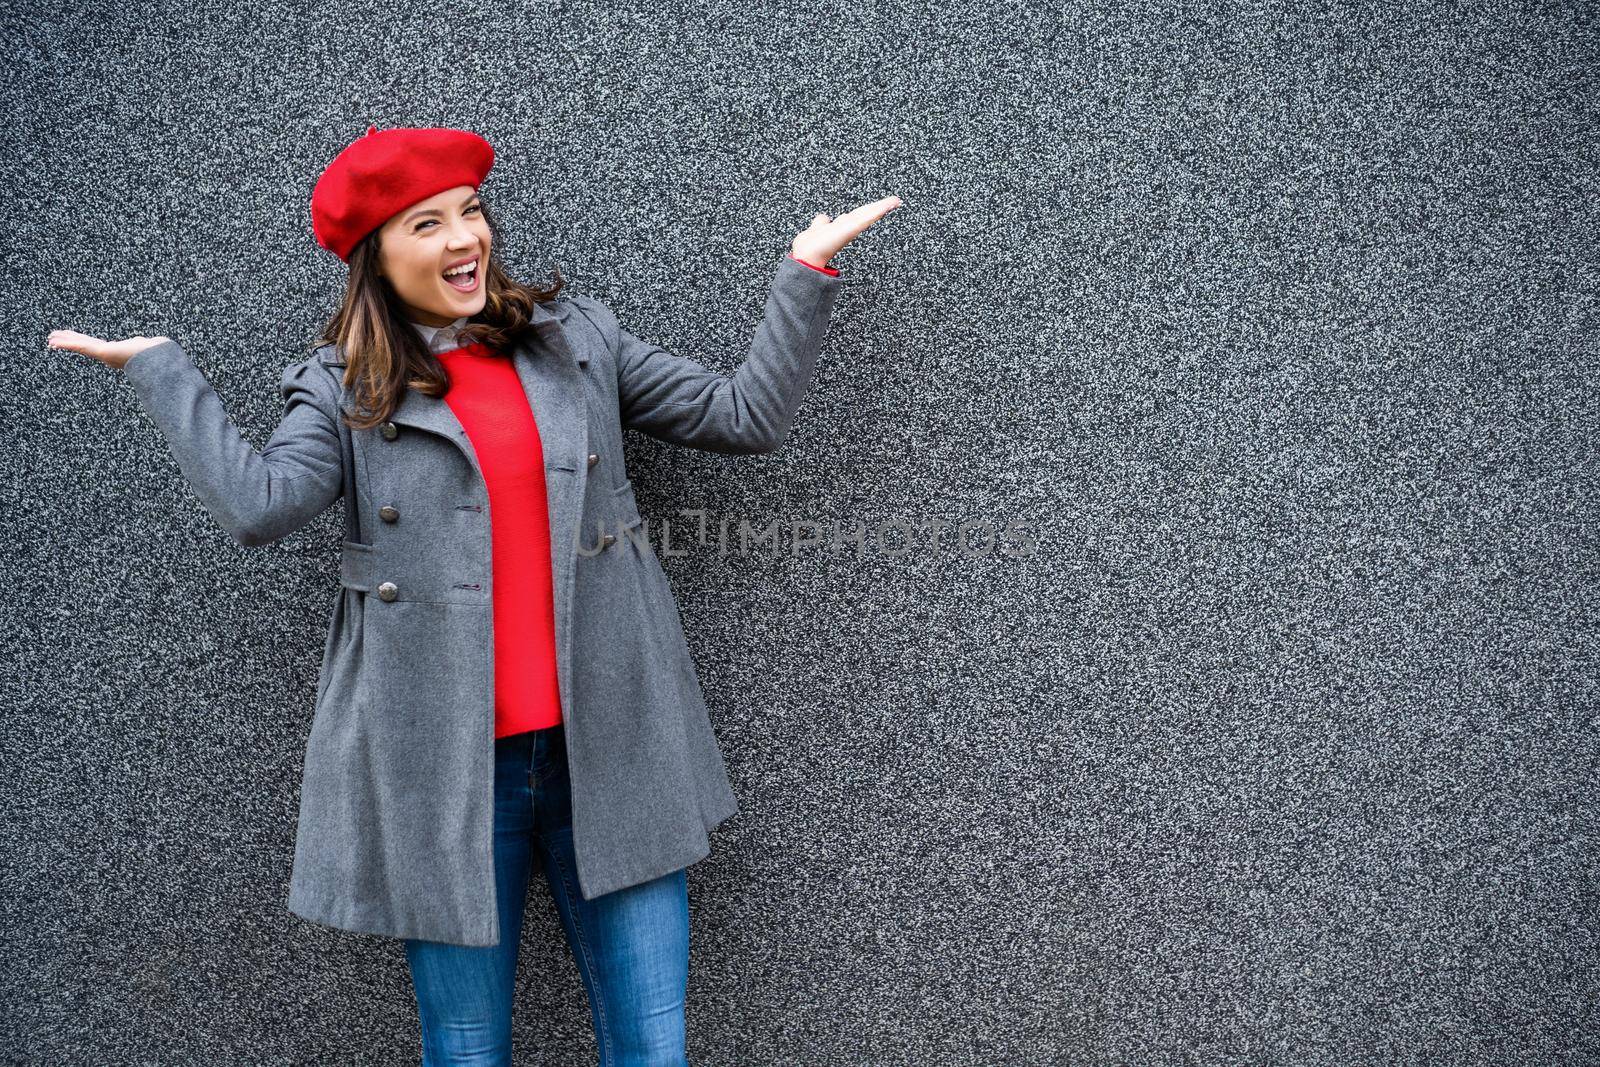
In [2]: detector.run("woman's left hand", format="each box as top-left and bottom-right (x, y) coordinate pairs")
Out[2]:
(791, 195), (904, 270)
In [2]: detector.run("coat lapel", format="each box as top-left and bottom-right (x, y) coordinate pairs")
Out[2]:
(509, 311), (590, 721)
(384, 300), (587, 468)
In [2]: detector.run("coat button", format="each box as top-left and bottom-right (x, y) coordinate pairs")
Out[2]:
(601, 533), (616, 549)
(381, 421), (399, 440)
(587, 452), (599, 468)
(379, 505), (399, 523)
(377, 582), (398, 602)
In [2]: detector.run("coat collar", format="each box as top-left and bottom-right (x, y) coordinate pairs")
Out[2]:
(409, 314), (471, 352)
(315, 296), (588, 476)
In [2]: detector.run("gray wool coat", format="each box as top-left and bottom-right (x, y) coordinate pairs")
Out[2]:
(121, 253), (843, 947)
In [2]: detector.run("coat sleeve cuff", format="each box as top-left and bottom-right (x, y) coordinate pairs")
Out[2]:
(787, 252), (840, 277)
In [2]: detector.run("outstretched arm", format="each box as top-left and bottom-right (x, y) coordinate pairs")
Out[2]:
(47, 331), (344, 547)
(571, 254), (842, 454)
(579, 195), (903, 454)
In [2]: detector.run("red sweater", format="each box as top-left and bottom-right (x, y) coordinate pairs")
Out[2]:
(437, 341), (564, 737)
(438, 253), (837, 739)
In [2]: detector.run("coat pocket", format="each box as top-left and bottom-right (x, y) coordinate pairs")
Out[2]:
(612, 479), (650, 557)
(611, 479), (643, 531)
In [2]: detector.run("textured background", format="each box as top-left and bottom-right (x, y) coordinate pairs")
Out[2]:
(3, 0), (1597, 1063)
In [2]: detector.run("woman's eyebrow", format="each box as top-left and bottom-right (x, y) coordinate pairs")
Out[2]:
(403, 193), (480, 225)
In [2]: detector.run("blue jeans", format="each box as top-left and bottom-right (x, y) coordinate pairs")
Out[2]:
(403, 723), (691, 1066)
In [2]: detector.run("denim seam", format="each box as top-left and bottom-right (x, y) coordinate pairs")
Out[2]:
(548, 830), (612, 1062)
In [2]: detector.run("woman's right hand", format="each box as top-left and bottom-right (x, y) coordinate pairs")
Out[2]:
(46, 329), (171, 371)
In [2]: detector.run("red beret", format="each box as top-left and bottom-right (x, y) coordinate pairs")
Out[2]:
(311, 125), (496, 262)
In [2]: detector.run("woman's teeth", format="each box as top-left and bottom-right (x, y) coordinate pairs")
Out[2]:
(443, 260), (479, 291)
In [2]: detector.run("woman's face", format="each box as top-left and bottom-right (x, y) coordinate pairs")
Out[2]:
(375, 184), (492, 327)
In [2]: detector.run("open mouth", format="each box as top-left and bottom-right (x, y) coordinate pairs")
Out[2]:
(442, 257), (480, 293)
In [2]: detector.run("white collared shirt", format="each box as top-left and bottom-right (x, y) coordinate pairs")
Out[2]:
(410, 315), (472, 355)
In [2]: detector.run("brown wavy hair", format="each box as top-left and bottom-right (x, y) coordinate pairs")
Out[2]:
(312, 198), (565, 431)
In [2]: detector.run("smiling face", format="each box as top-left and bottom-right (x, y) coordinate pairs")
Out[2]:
(375, 184), (492, 327)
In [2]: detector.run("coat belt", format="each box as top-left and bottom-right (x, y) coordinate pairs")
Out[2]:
(339, 541), (374, 592)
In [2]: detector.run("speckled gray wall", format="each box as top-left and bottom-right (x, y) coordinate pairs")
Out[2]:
(3, 0), (1596, 1063)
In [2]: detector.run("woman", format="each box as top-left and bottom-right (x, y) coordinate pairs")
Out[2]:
(46, 125), (902, 1065)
